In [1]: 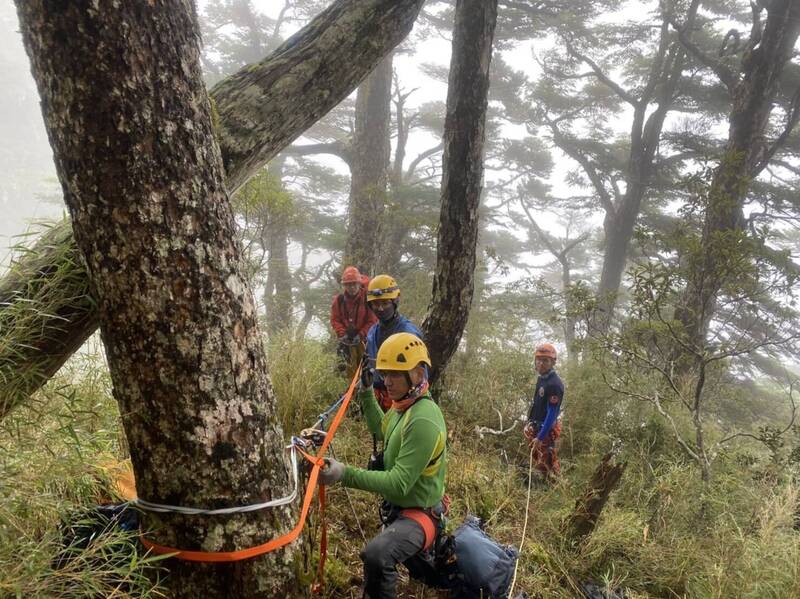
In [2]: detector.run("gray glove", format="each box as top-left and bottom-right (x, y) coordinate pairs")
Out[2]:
(318, 457), (345, 486)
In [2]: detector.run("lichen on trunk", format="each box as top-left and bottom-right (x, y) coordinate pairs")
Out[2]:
(14, 1), (293, 594)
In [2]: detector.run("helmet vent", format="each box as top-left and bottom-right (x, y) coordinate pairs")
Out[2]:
(397, 353), (407, 363)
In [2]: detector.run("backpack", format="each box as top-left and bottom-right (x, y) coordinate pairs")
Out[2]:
(405, 514), (519, 599)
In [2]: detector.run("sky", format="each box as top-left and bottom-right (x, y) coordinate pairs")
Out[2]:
(0, 3), (63, 263)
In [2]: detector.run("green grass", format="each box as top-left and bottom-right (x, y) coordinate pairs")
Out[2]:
(0, 344), (166, 598)
(2, 337), (799, 598)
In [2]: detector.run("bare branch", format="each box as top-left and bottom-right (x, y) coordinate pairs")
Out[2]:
(753, 85), (800, 175)
(475, 409), (518, 439)
(405, 141), (444, 180)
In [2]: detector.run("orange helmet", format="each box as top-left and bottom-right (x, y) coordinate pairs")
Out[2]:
(534, 343), (557, 361)
(341, 266), (361, 284)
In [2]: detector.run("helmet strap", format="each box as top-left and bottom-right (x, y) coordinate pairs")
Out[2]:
(393, 377), (430, 412)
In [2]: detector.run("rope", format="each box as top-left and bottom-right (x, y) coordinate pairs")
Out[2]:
(508, 444), (535, 598)
(134, 447), (300, 515)
(139, 365), (361, 562)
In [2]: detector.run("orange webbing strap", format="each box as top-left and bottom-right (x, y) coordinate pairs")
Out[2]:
(399, 508), (437, 551)
(310, 484), (327, 593)
(140, 366), (361, 562)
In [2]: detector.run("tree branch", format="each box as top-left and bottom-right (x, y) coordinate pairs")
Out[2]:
(565, 40), (639, 107)
(283, 140), (352, 165)
(753, 85), (800, 175)
(404, 141), (444, 180)
(666, 14), (739, 91)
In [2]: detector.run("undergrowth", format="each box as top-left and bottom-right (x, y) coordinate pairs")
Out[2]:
(1, 335), (799, 598)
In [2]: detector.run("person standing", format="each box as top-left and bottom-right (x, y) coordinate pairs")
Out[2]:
(523, 342), (564, 480)
(363, 274), (424, 410)
(330, 266), (377, 374)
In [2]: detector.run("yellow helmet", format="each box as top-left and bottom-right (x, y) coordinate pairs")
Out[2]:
(376, 333), (431, 371)
(366, 274), (400, 302)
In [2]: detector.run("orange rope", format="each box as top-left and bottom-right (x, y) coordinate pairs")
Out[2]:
(140, 366), (361, 562)
(310, 484), (327, 593)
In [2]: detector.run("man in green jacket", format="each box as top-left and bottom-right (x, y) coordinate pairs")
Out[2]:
(319, 332), (447, 599)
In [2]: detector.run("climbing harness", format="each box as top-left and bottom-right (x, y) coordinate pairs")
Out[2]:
(138, 365), (361, 569)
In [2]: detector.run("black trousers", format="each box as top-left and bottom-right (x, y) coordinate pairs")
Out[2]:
(361, 515), (425, 599)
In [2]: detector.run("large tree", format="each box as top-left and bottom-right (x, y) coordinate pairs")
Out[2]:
(529, 0), (701, 327)
(675, 0), (800, 354)
(422, 0), (499, 383)
(343, 54), (394, 273)
(1, 0), (426, 419)
(13, 0), (424, 596)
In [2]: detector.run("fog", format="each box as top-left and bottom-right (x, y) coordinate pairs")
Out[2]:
(0, 3), (63, 264)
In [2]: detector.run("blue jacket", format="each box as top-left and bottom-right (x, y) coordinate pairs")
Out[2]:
(527, 369), (564, 441)
(365, 314), (424, 388)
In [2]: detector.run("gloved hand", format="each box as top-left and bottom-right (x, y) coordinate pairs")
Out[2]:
(523, 422), (536, 442)
(346, 324), (358, 339)
(360, 365), (374, 389)
(318, 457), (345, 486)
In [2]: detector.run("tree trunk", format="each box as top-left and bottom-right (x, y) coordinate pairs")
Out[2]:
(16, 2), (296, 595)
(677, 0), (800, 351)
(565, 453), (626, 542)
(422, 0), (498, 384)
(1, 0), (426, 418)
(593, 17), (692, 327)
(343, 53), (393, 274)
(264, 160), (292, 336)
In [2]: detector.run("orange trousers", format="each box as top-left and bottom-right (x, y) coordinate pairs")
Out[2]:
(531, 421), (561, 477)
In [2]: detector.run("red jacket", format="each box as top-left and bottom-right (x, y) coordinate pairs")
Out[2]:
(330, 287), (377, 341)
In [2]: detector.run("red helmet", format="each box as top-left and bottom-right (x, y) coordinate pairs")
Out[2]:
(534, 343), (557, 361)
(341, 266), (361, 284)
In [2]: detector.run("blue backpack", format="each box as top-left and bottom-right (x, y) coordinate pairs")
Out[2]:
(405, 514), (519, 598)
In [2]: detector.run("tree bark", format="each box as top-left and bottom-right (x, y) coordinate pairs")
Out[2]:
(343, 53), (393, 274)
(15, 2), (296, 595)
(677, 0), (800, 351)
(422, 0), (498, 384)
(1, 0), (426, 418)
(565, 453), (626, 542)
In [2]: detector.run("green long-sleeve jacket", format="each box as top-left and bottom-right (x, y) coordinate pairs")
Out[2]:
(341, 388), (446, 508)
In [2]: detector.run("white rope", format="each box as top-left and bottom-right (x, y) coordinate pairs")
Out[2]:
(508, 444), (535, 598)
(133, 444), (300, 515)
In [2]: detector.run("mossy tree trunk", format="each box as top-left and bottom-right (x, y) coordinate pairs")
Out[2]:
(1, 0), (426, 419)
(343, 54), (393, 274)
(422, 0), (498, 384)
